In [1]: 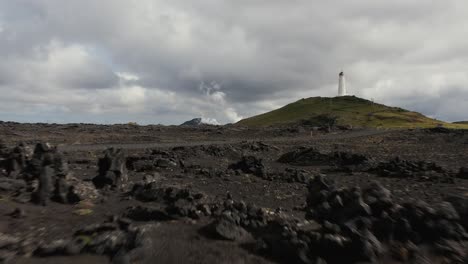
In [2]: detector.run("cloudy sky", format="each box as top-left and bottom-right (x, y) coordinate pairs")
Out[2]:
(0, 1), (467, 124)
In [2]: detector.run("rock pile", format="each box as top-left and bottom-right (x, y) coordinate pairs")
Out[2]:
(129, 182), (212, 219)
(0, 143), (98, 205)
(34, 217), (153, 263)
(172, 144), (240, 160)
(278, 168), (316, 184)
(23, 143), (95, 205)
(2, 143), (29, 177)
(278, 148), (369, 171)
(240, 141), (279, 152)
(227, 176), (468, 263)
(372, 157), (454, 182)
(278, 147), (329, 166)
(296, 176), (467, 262)
(126, 149), (179, 172)
(211, 195), (271, 241)
(278, 149), (461, 183)
(446, 194), (468, 229)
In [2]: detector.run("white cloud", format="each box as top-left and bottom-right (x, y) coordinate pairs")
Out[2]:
(200, 117), (220, 125)
(0, 1), (467, 124)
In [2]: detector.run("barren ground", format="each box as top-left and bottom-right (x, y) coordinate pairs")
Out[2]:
(0, 122), (467, 263)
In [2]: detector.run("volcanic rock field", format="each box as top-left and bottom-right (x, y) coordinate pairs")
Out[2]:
(0, 122), (468, 263)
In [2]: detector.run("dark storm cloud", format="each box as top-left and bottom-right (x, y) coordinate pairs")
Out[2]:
(0, 0), (467, 124)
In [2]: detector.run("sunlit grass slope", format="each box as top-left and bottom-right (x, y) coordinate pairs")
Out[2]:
(237, 96), (468, 129)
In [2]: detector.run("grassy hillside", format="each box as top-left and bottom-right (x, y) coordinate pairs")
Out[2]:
(237, 96), (468, 129)
(453, 121), (468, 125)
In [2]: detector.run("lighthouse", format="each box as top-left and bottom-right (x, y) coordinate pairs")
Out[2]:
(338, 71), (346, 96)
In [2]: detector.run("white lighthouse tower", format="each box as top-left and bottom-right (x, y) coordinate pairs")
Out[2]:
(338, 71), (346, 96)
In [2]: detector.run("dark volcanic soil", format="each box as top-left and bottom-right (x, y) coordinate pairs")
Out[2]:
(0, 122), (468, 263)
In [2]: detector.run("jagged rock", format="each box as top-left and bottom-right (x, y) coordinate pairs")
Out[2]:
(446, 195), (468, 229)
(131, 183), (209, 219)
(214, 197), (270, 232)
(307, 184), (372, 225)
(0, 249), (16, 263)
(131, 182), (167, 202)
(207, 197), (275, 243)
(279, 168), (316, 183)
(389, 242), (422, 262)
(53, 176), (69, 203)
(434, 202), (460, 220)
(70, 219), (153, 260)
(457, 167), (468, 179)
(93, 148), (127, 189)
(34, 239), (81, 257)
(23, 143), (64, 179)
(332, 152), (368, 166)
(32, 166), (54, 205)
(131, 159), (155, 172)
(398, 200), (467, 241)
(306, 175), (333, 207)
(362, 181), (394, 216)
(25, 143), (73, 205)
(4, 143), (29, 177)
(87, 230), (128, 255)
(213, 218), (250, 241)
(2, 142), (94, 205)
(0, 233), (20, 250)
(67, 178), (99, 203)
(0, 140), (8, 157)
(0, 233), (21, 262)
(302, 178), (468, 262)
(434, 239), (467, 263)
(228, 156), (267, 178)
(372, 157), (453, 183)
(278, 148), (370, 172)
(0, 178), (26, 193)
(155, 158), (178, 168)
(9, 208), (26, 219)
(241, 141), (279, 152)
(278, 147), (329, 165)
(124, 205), (172, 221)
(428, 127), (452, 134)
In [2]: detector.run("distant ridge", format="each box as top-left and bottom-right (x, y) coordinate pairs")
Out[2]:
(453, 121), (468, 125)
(180, 118), (219, 126)
(180, 118), (204, 126)
(237, 96), (467, 129)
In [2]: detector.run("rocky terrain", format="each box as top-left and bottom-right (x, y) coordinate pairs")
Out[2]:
(0, 122), (468, 263)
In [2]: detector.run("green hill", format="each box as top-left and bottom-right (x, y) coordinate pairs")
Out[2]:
(453, 121), (468, 125)
(237, 96), (468, 129)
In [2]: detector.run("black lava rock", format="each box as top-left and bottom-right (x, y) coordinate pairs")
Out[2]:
(93, 148), (128, 189)
(228, 156), (267, 178)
